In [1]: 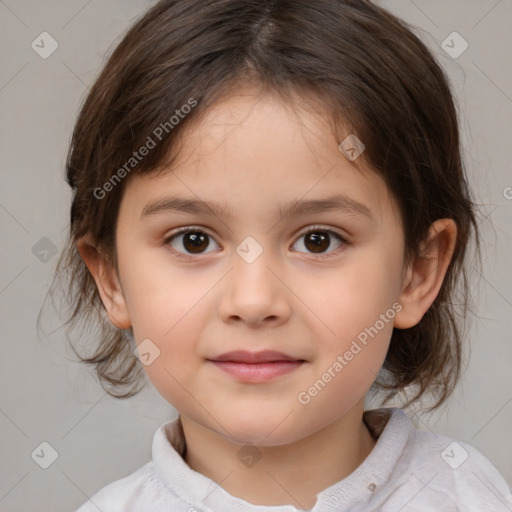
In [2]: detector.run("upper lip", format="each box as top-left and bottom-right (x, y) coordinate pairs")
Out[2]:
(208, 350), (303, 363)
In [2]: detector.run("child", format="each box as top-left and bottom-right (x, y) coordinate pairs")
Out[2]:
(50, 0), (511, 510)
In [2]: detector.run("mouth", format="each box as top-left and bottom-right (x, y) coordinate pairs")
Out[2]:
(207, 350), (306, 382)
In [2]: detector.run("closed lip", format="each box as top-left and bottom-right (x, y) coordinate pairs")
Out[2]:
(207, 350), (304, 363)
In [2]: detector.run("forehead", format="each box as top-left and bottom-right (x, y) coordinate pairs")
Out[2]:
(119, 89), (400, 227)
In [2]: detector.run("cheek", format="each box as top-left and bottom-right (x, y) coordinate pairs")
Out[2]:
(307, 253), (402, 336)
(127, 278), (210, 409)
(120, 247), (208, 337)
(297, 298), (394, 419)
(298, 248), (401, 387)
(118, 249), (215, 390)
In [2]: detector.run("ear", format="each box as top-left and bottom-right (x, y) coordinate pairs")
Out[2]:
(76, 235), (131, 329)
(394, 219), (457, 329)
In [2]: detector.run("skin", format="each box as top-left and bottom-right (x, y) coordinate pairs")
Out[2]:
(78, 86), (457, 509)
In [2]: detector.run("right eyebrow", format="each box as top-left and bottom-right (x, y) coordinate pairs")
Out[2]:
(140, 196), (235, 220)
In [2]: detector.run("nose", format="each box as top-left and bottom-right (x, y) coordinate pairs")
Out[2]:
(217, 249), (292, 328)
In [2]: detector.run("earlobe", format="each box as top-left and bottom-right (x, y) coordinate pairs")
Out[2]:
(76, 236), (132, 330)
(394, 219), (457, 329)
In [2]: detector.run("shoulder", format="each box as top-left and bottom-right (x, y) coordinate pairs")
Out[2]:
(74, 417), (195, 512)
(74, 462), (162, 512)
(386, 410), (512, 510)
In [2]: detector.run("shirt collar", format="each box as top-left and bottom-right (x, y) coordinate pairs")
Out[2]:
(152, 407), (413, 512)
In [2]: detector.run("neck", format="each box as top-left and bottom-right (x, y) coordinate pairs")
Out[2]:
(180, 404), (376, 509)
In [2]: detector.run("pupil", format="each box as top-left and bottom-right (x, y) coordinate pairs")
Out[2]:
(306, 232), (329, 253)
(184, 232), (208, 253)
(181, 231), (331, 255)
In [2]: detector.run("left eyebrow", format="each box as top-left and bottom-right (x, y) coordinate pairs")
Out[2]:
(140, 194), (374, 222)
(278, 194), (374, 222)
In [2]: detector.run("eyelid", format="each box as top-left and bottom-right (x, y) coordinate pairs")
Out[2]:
(164, 224), (349, 258)
(296, 224), (348, 239)
(292, 224), (349, 259)
(166, 224), (348, 240)
(167, 225), (215, 237)
(164, 225), (220, 259)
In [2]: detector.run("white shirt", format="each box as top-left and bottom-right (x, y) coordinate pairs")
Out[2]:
(75, 407), (512, 511)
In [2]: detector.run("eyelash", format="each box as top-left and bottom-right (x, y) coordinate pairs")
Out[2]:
(163, 225), (349, 260)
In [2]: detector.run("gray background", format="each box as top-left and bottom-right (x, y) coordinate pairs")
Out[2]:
(0, 1), (511, 510)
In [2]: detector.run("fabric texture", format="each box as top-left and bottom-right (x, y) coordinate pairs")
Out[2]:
(75, 407), (512, 511)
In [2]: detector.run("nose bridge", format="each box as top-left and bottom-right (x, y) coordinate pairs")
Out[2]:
(218, 235), (291, 325)
(232, 234), (280, 297)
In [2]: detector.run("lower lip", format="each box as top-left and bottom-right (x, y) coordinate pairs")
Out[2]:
(209, 360), (304, 382)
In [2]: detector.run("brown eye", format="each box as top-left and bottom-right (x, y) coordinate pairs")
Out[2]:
(166, 229), (220, 256)
(182, 232), (209, 253)
(304, 232), (330, 253)
(292, 227), (346, 257)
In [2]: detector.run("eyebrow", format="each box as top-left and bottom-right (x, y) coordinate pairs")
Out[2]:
(140, 194), (374, 222)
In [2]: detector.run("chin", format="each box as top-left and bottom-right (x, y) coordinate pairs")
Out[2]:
(218, 410), (304, 447)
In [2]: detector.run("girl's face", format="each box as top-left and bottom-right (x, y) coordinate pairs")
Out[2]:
(113, 88), (407, 446)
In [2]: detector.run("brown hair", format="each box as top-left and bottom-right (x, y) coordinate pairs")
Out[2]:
(42, 0), (480, 412)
